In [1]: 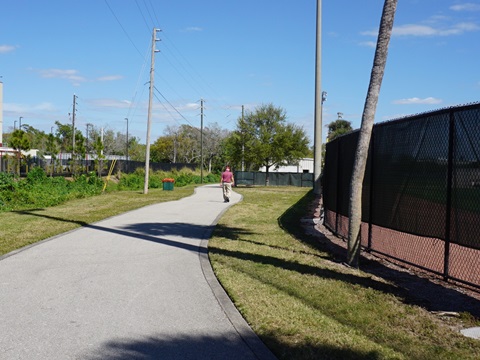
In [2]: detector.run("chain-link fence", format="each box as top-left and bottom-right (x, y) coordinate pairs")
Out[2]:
(235, 171), (314, 187)
(323, 103), (480, 289)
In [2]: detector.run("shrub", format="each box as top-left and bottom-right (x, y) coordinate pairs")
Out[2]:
(0, 172), (16, 191)
(149, 176), (162, 189)
(118, 172), (144, 190)
(26, 167), (47, 184)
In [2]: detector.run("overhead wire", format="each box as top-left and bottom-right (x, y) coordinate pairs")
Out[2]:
(104, 0), (145, 59)
(154, 87), (197, 128)
(105, 0), (235, 139)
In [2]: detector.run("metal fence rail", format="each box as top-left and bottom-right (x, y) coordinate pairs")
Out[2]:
(323, 102), (480, 289)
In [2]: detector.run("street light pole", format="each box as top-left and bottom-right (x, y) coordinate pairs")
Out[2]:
(313, 0), (323, 195)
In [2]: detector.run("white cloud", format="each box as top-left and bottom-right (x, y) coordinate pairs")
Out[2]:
(87, 98), (131, 109)
(359, 41), (377, 48)
(451, 3), (480, 12)
(33, 68), (123, 85)
(33, 102), (57, 112)
(362, 11), (480, 38)
(393, 97), (443, 105)
(182, 26), (203, 33)
(96, 75), (123, 82)
(4, 103), (29, 113)
(185, 102), (199, 110)
(4, 102), (57, 115)
(392, 24), (438, 36)
(37, 68), (86, 85)
(0, 44), (17, 54)
(363, 22), (480, 38)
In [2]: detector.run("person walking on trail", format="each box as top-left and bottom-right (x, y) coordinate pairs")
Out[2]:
(221, 166), (234, 202)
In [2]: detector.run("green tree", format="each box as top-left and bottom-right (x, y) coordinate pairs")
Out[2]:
(21, 124), (48, 153)
(54, 121), (74, 153)
(227, 103), (309, 185)
(9, 129), (31, 175)
(348, 0), (397, 267)
(203, 123), (230, 172)
(93, 136), (105, 177)
(327, 114), (353, 142)
(126, 137), (145, 162)
(150, 135), (174, 163)
(45, 133), (59, 176)
(164, 125), (201, 164)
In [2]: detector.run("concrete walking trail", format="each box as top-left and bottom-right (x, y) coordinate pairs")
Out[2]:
(0, 185), (277, 360)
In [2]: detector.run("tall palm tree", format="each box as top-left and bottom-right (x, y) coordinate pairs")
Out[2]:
(347, 0), (398, 267)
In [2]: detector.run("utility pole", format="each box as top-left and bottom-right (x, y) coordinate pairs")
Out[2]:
(241, 105), (245, 172)
(86, 123), (91, 161)
(144, 28), (160, 195)
(72, 94), (77, 158)
(173, 133), (177, 163)
(200, 98), (204, 184)
(313, 0), (323, 195)
(125, 118), (129, 161)
(101, 127), (104, 156)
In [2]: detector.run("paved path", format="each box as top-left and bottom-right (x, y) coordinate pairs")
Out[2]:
(0, 185), (277, 360)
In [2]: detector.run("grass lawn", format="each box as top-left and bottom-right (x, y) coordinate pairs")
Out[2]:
(0, 185), (196, 256)
(2, 184), (480, 359)
(208, 186), (480, 360)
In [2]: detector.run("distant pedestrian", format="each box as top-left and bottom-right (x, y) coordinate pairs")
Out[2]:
(220, 166), (234, 202)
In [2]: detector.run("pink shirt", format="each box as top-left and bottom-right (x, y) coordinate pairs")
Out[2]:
(221, 171), (234, 183)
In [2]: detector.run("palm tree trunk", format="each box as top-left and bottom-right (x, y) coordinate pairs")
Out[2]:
(347, 0), (398, 267)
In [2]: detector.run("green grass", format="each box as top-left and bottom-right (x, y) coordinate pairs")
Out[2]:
(0, 185), (196, 256)
(208, 186), (480, 360)
(2, 184), (480, 359)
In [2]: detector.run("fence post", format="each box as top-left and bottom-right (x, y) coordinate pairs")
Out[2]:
(444, 110), (455, 281)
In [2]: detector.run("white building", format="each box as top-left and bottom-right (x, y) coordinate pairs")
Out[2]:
(259, 158), (313, 173)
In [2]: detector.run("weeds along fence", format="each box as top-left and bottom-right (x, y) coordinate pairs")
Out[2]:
(323, 102), (480, 289)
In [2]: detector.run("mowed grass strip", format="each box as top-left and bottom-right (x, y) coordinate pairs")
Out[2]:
(0, 185), (195, 256)
(208, 186), (480, 360)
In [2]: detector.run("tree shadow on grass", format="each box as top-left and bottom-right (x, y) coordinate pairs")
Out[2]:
(278, 190), (480, 319)
(208, 246), (401, 296)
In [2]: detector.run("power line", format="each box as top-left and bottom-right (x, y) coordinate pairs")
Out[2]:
(104, 0), (145, 58)
(153, 87), (196, 128)
(135, 0), (153, 32)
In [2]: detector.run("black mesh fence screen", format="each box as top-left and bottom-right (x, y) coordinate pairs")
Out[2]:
(234, 171), (313, 187)
(323, 103), (480, 288)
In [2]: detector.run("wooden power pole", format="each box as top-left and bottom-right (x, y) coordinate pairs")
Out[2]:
(144, 28), (160, 195)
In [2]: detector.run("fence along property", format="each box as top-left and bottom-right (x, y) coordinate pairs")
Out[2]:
(322, 102), (480, 289)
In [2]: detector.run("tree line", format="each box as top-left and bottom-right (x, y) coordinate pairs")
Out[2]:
(2, 104), (323, 179)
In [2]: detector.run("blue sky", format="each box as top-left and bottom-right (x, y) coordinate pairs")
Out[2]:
(1, 0), (479, 145)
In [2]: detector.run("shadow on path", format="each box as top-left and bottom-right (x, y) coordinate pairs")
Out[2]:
(9, 209), (253, 256)
(82, 332), (381, 360)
